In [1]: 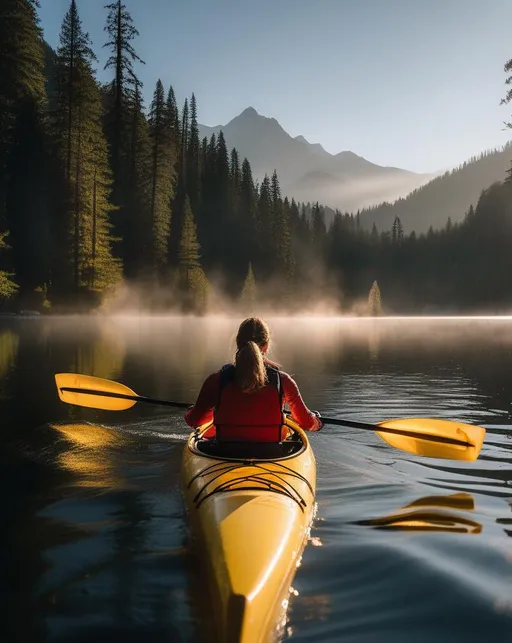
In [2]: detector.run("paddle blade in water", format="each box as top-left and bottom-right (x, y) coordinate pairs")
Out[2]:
(55, 373), (137, 411)
(376, 417), (486, 461)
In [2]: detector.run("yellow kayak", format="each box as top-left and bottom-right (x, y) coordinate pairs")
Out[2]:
(182, 417), (317, 643)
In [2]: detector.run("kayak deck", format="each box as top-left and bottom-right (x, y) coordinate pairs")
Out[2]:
(182, 418), (317, 643)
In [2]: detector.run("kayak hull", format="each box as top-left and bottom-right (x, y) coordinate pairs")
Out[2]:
(182, 418), (316, 643)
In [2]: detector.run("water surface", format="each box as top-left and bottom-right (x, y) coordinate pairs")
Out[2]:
(0, 316), (511, 642)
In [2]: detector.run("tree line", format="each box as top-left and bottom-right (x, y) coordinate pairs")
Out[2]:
(1, 0), (512, 314)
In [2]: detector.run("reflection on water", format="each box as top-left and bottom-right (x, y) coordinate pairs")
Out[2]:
(355, 493), (482, 534)
(0, 316), (511, 642)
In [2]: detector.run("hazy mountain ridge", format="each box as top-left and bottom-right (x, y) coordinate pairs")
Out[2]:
(199, 107), (433, 211)
(358, 144), (512, 234)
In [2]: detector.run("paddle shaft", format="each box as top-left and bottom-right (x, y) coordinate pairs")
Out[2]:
(59, 386), (473, 448)
(59, 387), (191, 409)
(319, 415), (473, 448)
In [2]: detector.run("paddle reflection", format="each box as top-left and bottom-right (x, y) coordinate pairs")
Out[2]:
(355, 492), (482, 534)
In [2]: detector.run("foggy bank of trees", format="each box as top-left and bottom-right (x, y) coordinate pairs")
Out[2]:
(1, 1), (512, 315)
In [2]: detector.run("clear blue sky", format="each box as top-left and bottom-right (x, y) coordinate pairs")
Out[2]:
(38, 0), (512, 173)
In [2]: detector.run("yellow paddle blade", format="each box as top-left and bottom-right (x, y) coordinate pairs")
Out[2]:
(55, 373), (137, 411)
(376, 418), (486, 461)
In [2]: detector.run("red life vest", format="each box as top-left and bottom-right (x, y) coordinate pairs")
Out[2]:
(214, 364), (284, 442)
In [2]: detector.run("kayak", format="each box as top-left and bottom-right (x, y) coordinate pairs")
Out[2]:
(182, 416), (317, 643)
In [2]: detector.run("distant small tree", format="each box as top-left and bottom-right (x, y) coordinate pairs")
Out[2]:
(240, 262), (257, 312)
(391, 215), (404, 245)
(367, 280), (382, 316)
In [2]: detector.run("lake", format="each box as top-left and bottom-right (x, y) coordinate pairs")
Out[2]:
(0, 315), (511, 642)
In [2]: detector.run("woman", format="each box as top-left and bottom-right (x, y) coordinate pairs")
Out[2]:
(185, 317), (323, 441)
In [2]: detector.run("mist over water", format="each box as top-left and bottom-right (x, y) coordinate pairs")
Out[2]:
(0, 315), (511, 642)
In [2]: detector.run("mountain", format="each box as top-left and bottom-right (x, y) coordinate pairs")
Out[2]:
(358, 144), (512, 234)
(199, 107), (433, 211)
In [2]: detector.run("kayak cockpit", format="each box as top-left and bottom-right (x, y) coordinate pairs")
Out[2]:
(189, 421), (306, 462)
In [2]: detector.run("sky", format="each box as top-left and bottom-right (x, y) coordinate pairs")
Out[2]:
(38, 0), (512, 174)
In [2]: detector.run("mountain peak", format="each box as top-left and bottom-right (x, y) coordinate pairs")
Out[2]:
(197, 108), (429, 214)
(239, 106), (259, 118)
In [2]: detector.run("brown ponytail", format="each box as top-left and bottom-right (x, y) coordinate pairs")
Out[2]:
(234, 317), (271, 393)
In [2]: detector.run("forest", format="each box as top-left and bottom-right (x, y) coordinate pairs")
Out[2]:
(1, 0), (512, 315)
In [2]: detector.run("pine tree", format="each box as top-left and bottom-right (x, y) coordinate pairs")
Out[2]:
(178, 195), (201, 270)
(215, 130), (230, 262)
(198, 133), (217, 267)
(257, 174), (273, 275)
(368, 280), (382, 316)
(230, 147), (241, 222)
(299, 203), (310, 243)
(180, 97), (189, 177)
(169, 97), (189, 264)
(51, 0), (121, 298)
(240, 262), (257, 312)
(391, 215), (404, 245)
(371, 222), (379, 242)
(103, 0), (145, 266)
(0, 0), (49, 300)
(501, 54), (512, 129)
(240, 157), (258, 261)
(124, 81), (151, 276)
(271, 170), (293, 282)
(148, 79), (176, 273)
(311, 202), (326, 247)
(178, 196), (208, 312)
(166, 85), (180, 147)
(186, 93), (201, 214)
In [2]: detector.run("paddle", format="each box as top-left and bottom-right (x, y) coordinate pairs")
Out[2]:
(55, 373), (486, 462)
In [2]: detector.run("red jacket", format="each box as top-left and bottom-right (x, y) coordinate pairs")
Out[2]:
(184, 365), (321, 441)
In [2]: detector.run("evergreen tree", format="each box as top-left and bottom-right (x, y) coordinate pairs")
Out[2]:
(180, 97), (189, 177)
(166, 85), (180, 147)
(299, 203), (310, 243)
(368, 280), (382, 316)
(215, 130), (231, 262)
(271, 170), (293, 282)
(240, 262), (257, 312)
(501, 54), (512, 130)
(0, 0), (50, 300)
(52, 0), (121, 298)
(178, 195), (208, 312)
(197, 133), (217, 267)
(371, 222), (379, 242)
(148, 79), (176, 272)
(178, 195), (200, 270)
(257, 174), (273, 275)
(124, 81), (151, 276)
(240, 157), (258, 261)
(311, 202), (326, 247)
(391, 215), (404, 245)
(103, 0), (144, 274)
(169, 96), (189, 264)
(186, 93), (201, 214)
